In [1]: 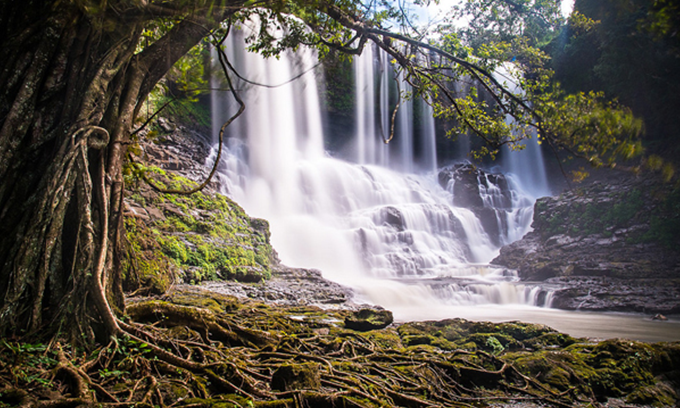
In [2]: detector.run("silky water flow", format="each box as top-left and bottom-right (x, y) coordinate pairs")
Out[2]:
(210, 34), (556, 322)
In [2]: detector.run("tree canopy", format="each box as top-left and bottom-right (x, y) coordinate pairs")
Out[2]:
(550, 0), (680, 166)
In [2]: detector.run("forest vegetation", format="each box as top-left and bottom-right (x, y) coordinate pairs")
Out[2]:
(0, 0), (678, 406)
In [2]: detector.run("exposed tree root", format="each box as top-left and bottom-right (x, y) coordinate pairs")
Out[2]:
(1, 287), (677, 408)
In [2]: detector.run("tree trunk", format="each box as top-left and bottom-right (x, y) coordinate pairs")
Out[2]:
(0, 1), (232, 342)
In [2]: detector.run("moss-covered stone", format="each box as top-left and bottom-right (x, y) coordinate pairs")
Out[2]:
(363, 329), (404, 350)
(124, 167), (275, 292)
(626, 384), (677, 407)
(402, 334), (433, 346)
(344, 309), (393, 331)
(271, 363), (321, 391)
(123, 216), (177, 296)
(525, 332), (578, 349)
(466, 333), (519, 353)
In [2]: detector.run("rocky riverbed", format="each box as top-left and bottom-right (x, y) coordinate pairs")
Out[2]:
(492, 173), (680, 313)
(201, 265), (357, 308)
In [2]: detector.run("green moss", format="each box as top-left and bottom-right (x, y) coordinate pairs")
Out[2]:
(626, 384), (676, 407)
(123, 217), (176, 295)
(466, 333), (517, 353)
(160, 95), (211, 131)
(271, 363), (321, 391)
(456, 341), (478, 351)
(402, 334), (433, 346)
(168, 288), (241, 315)
(363, 330), (404, 350)
(125, 167), (274, 286)
(508, 350), (596, 394)
(525, 332), (578, 349)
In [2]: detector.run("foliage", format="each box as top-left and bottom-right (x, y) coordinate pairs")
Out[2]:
(451, 0), (565, 50)
(550, 0), (680, 160)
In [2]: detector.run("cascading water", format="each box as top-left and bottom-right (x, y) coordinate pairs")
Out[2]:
(211, 32), (554, 320)
(419, 100), (437, 174)
(495, 64), (551, 198)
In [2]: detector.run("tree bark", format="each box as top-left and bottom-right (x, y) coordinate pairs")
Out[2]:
(0, 1), (235, 341)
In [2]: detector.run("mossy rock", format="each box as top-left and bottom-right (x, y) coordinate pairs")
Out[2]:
(466, 333), (519, 353)
(525, 332), (578, 349)
(344, 308), (393, 331)
(364, 329), (404, 349)
(223, 265), (267, 283)
(271, 363), (321, 391)
(542, 366), (572, 391)
(455, 341), (478, 351)
(650, 342), (680, 373)
(402, 334), (434, 346)
(627, 383), (677, 407)
(125, 168), (274, 287)
(491, 321), (555, 341)
(166, 288), (241, 315)
(123, 217), (176, 296)
(509, 350), (597, 394)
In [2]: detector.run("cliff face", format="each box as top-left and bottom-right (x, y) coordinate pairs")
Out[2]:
(492, 174), (680, 313)
(122, 121), (276, 295)
(122, 115), (354, 306)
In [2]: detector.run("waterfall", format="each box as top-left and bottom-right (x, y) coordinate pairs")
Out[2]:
(211, 32), (554, 316)
(397, 74), (414, 173)
(419, 100), (437, 173)
(495, 63), (551, 198)
(502, 136), (551, 198)
(378, 50), (390, 167)
(354, 44), (376, 165)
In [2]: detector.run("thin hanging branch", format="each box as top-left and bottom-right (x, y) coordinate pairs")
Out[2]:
(223, 55), (322, 89)
(382, 68), (404, 145)
(132, 31), (245, 196)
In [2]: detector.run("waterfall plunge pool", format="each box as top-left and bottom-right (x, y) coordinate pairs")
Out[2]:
(333, 274), (680, 343)
(391, 304), (680, 344)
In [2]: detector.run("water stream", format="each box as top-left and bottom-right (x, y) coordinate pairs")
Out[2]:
(209, 33), (680, 342)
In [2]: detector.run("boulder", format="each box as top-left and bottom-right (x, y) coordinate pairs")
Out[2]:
(438, 164), (517, 246)
(380, 206), (405, 231)
(438, 163), (513, 210)
(271, 363), (321, 391)
(344, 308), (394, 331)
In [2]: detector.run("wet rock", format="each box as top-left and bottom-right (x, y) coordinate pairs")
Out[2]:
(439, 164), (485, 208)
(344, 308), (394, 331)
(157, 117), (177, 133)
(493, 173), (680, 313)
(438, 164), (517, 246)
(381, 206), (405, 231)
(202, 265), (355, 307)
(546, 276), (680, 313)
(438, 163), (513, 210)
